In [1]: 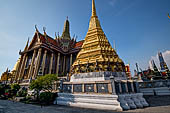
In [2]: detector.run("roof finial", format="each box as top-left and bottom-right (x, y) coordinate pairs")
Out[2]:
(92, 0), (97, 17)
(168, 13), (170, 19)
(43, 27), (46, 35)
(43, 27), (46, 32)
(67, 16), (68, 20)
(58, 32), (60, 38)
(55, 32), (57, 39)
(35, 25), (39, 32)
(24, 37), (29, 51)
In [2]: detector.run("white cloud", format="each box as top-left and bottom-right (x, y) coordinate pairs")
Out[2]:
(109, 0), (117, 7)
(149, 50), (170, 70)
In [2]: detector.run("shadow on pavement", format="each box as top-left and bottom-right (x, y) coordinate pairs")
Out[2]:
(144, 95), (170, 107)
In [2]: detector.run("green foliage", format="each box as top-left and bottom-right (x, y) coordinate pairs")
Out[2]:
(11, 84), (20, 91)
(39, 92), (54, 105)
(29, 74), (58, 92)
(0, 84), (5, 95)
(16, 87), (27, 97)
(29, 74), (58, 101)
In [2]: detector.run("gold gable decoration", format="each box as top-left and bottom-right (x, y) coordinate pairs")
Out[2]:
(71, 0), (125, 74)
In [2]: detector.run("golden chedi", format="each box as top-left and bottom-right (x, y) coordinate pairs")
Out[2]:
(71, 0), (125, 74)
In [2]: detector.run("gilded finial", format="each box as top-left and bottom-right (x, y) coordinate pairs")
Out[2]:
(168, 13), (170, 19)
(113, 40), (116, 51)
(92, 0), (97, 17)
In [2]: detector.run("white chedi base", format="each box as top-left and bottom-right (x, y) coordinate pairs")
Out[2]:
(70, 72), (127, 83)
(55, 93), (123, 111)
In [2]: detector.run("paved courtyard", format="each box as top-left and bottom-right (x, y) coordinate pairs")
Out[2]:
(0, 96), (170, 113)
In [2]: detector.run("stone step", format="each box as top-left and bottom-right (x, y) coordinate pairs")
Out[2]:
(57, 97), (120, 105)
(57, 101), (122, 111)
(56, 93), (122, 111)
(58, 93), (118, 99)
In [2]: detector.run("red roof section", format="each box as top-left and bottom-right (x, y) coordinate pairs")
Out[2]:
(74, 40), (84, 48)
(38, 32), (83, 49)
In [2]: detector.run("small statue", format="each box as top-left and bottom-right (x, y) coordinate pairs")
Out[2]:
(95, 59), (99, 71)
(77, 60), (81, 73)
(86, 60), (90, 72)
(107, 58), (112, 71)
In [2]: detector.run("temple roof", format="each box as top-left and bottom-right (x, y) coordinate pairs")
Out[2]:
(21, 18), (83, 54)
(23, 30), (83, 55)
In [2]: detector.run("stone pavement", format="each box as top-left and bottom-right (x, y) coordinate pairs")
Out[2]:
(0, 97), (170, 113)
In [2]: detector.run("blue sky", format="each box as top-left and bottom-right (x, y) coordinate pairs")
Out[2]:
(0, 0), (170, 76)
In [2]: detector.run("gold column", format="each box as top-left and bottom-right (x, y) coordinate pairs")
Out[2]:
(56, 53), (60, 75)
(15, 56), (23, 81)
(20, 56), (28, 79)
(63, 56), (66, 73)
(111, 81), (116, 94)
(82, 84), (85, 93)
(28, 49), (37, 79)
(33, 48), (42, 78)
(41, 50), (47, 75)
(17, 54), (27, 81)
(49, 53), (54, 74)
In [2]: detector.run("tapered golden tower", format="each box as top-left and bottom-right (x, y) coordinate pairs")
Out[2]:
(71, 0), (125, 74)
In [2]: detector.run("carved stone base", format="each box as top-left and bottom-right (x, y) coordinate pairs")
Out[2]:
(118, 93), (149, 110)
(70, 71), (127, 83)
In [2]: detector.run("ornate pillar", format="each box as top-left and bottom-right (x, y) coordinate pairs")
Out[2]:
(131, 82), (135, 92)
(33, 48), (42, 78)
(41, 50), (47, 75)
(125, 82), (128, 93)
(56, 53), (60, 75)
(17, 54), (27, 81)
(119, 82), (122, 94)
(70, 54), (73, 67)
(28, 49), (37, 79)
(111, 80), (116, 94)
(63, 56), (66, 73)
(49, 53), (54, 74)
(20, 56), (28, 79)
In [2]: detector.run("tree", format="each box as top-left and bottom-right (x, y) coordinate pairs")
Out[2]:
(29, 74), (58, 100)
(11, 83), (20, 92)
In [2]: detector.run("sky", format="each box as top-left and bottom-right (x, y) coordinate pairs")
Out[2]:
(0, 0), (170, 76)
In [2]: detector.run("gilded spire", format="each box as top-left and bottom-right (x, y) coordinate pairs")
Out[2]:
(88, 0), (101, 30)
(92, 0), (97, 17)
(62, 17), (71, 40)
(71, 0), (125, 74)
